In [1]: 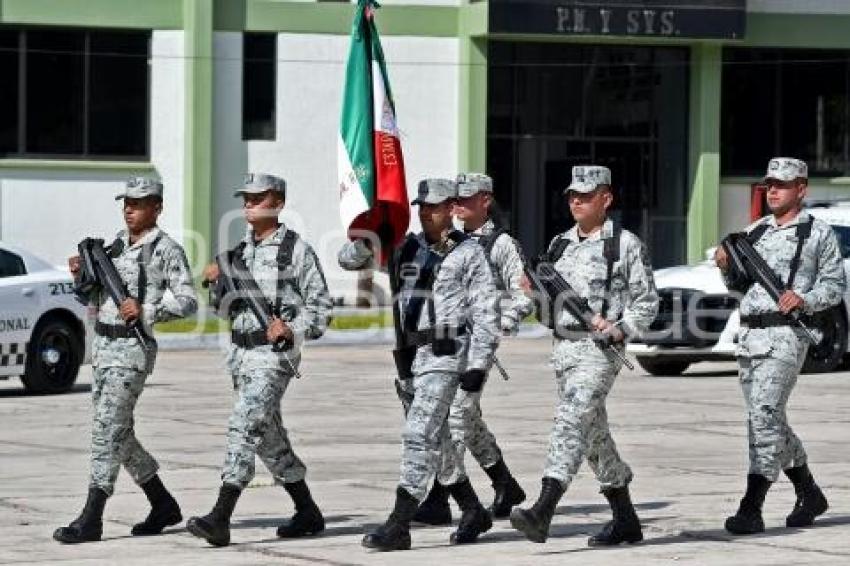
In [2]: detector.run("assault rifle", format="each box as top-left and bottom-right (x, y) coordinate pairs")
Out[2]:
(720, 233), (818, 345)
(211, 248), (302, 378)
(525, 258), (634, 370)
(76, 238), (150, 349)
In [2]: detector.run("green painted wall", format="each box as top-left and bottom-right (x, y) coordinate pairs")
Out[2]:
(458, 37), (487, 173)
(213, 0), (458, 36)
(183, 0), (214, 269)
(0, 0), (182, 29)
(687, 44), (721, 264)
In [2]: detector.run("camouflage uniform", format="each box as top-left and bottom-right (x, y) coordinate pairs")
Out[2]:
(437, 216), (532, 485)
(545, 218), (658, 490)
(729, 210), (844, 481)
(337, 187), (500, 501)
(87, 227), (197, 496)
(393, 232), (500, 500)
(221, 224), (333, 488)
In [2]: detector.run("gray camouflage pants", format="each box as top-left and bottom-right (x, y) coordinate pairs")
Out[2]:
(396, 371), (459, 501)
(90, 367), (159, 496)
(436, 378), (503, 486)
(739, 351), (809, 481)
(221, 368), (306, 488)
(544, 340), (632, 491)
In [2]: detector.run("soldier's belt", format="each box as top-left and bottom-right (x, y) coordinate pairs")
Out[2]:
(231, 329), (271, 349)
(95, 322), (140, 340)
(741, 313), (802, 328)
(404, 325), (467, 348)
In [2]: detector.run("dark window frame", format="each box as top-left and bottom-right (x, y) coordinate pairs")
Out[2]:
(721, 47), (850, 178)
(0, 26), (151, 161)
(242, 32), (277, 141)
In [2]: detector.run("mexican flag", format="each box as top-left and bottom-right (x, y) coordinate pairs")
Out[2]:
(338, 0), (409, 266)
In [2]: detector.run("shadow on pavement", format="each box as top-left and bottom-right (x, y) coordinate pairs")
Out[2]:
(527, 513), (850, 555)
(555, 500), (671, 515)
(232, 514), (367, 531)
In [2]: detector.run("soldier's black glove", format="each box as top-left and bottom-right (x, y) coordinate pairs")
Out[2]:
(460, 368), (486, 392)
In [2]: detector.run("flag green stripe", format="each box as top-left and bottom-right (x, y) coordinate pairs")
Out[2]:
(340, 3), (375, 205)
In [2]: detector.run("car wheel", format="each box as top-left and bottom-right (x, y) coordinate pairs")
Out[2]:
(21, 318), (83, 394)
(802, 305), (848, 374)
(636, 357), (691, 376)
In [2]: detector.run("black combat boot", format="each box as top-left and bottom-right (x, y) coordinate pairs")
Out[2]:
(447, 478), (492, 544)
(509, 477), (565, 543)
(725, 474), (772, 535)
(131, 475), (183, 536)
(484, 458), (526, 518)
(412, 480), (452, 526)
(588, 485), (643, 546)
(186, 484), (241, 547)
(362, 487), (419, 551)
(277, 480), (325, 538)
(53, 487), (108, 544)
(784, 465), (828, 528)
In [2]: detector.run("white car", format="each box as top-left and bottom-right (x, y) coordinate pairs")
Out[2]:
(628, 203), (850, 376)
(0, 243), (92, 394)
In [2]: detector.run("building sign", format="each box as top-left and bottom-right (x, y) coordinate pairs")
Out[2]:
(489, 0), (746, 40)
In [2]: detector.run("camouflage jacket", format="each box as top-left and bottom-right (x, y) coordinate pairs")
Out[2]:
(87, 227), (197, 372)
(468, 219), (534, 332)
(226, 224), (333, 373)
(551, 219), (659, 340)
(336, 233), (500, 373)
(397, 232), (500, 374)
(725, 211), (846, 361)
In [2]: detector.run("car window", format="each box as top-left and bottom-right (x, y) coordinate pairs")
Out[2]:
(0, 249), (27, 278)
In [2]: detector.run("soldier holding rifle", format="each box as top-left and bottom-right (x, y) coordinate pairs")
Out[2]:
(189, 173), (332, 547)
(56, 178), (197, 544)
(715, 158), (845, 535)
(513, 165), (658, 547)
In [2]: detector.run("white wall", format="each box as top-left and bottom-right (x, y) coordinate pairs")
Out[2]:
(719, 179), (850, 239)
(0, 31), (185, 267)
(213, 32), (460, 303)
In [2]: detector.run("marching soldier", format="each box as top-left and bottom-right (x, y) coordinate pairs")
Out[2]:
(510, 165), (658, 546)
(339, 178), (501, 551)
(188, 173), (333, 547)
(715, 158), (844, 535)
(55, 178), (198, 543)
(414, 173), (530, 525)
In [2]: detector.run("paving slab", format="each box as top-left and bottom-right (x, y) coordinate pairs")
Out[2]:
(1, 339), (848, 565)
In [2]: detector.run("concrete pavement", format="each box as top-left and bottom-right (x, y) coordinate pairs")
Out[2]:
(1, 338), (849, 565)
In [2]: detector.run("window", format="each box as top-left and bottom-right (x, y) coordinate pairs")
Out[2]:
(722, 48), (850, 177)
(243, 33), (277, 141)
(0, 250), (26, 278)
(0, 31), (19, 154)
(0, 28), (150, 160)
(487, 42), (690, 267)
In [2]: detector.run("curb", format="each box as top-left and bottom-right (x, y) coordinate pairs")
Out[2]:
(155, 323), (550, 351)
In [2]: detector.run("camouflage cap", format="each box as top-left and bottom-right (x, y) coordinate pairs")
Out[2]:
(564, 165), (612, 194)
(233, 173), (287, 198)
(115, 177), (163, 201)
(411, 178), (457, 205)
(764, 157), (808, 182)
(457, 172), (493, 198)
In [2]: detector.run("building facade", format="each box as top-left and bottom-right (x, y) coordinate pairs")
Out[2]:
(2, 0), (850, 301)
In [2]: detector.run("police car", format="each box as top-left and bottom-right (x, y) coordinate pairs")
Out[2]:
(627, 203), (850, 376)
(0, 242), (91, 394)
